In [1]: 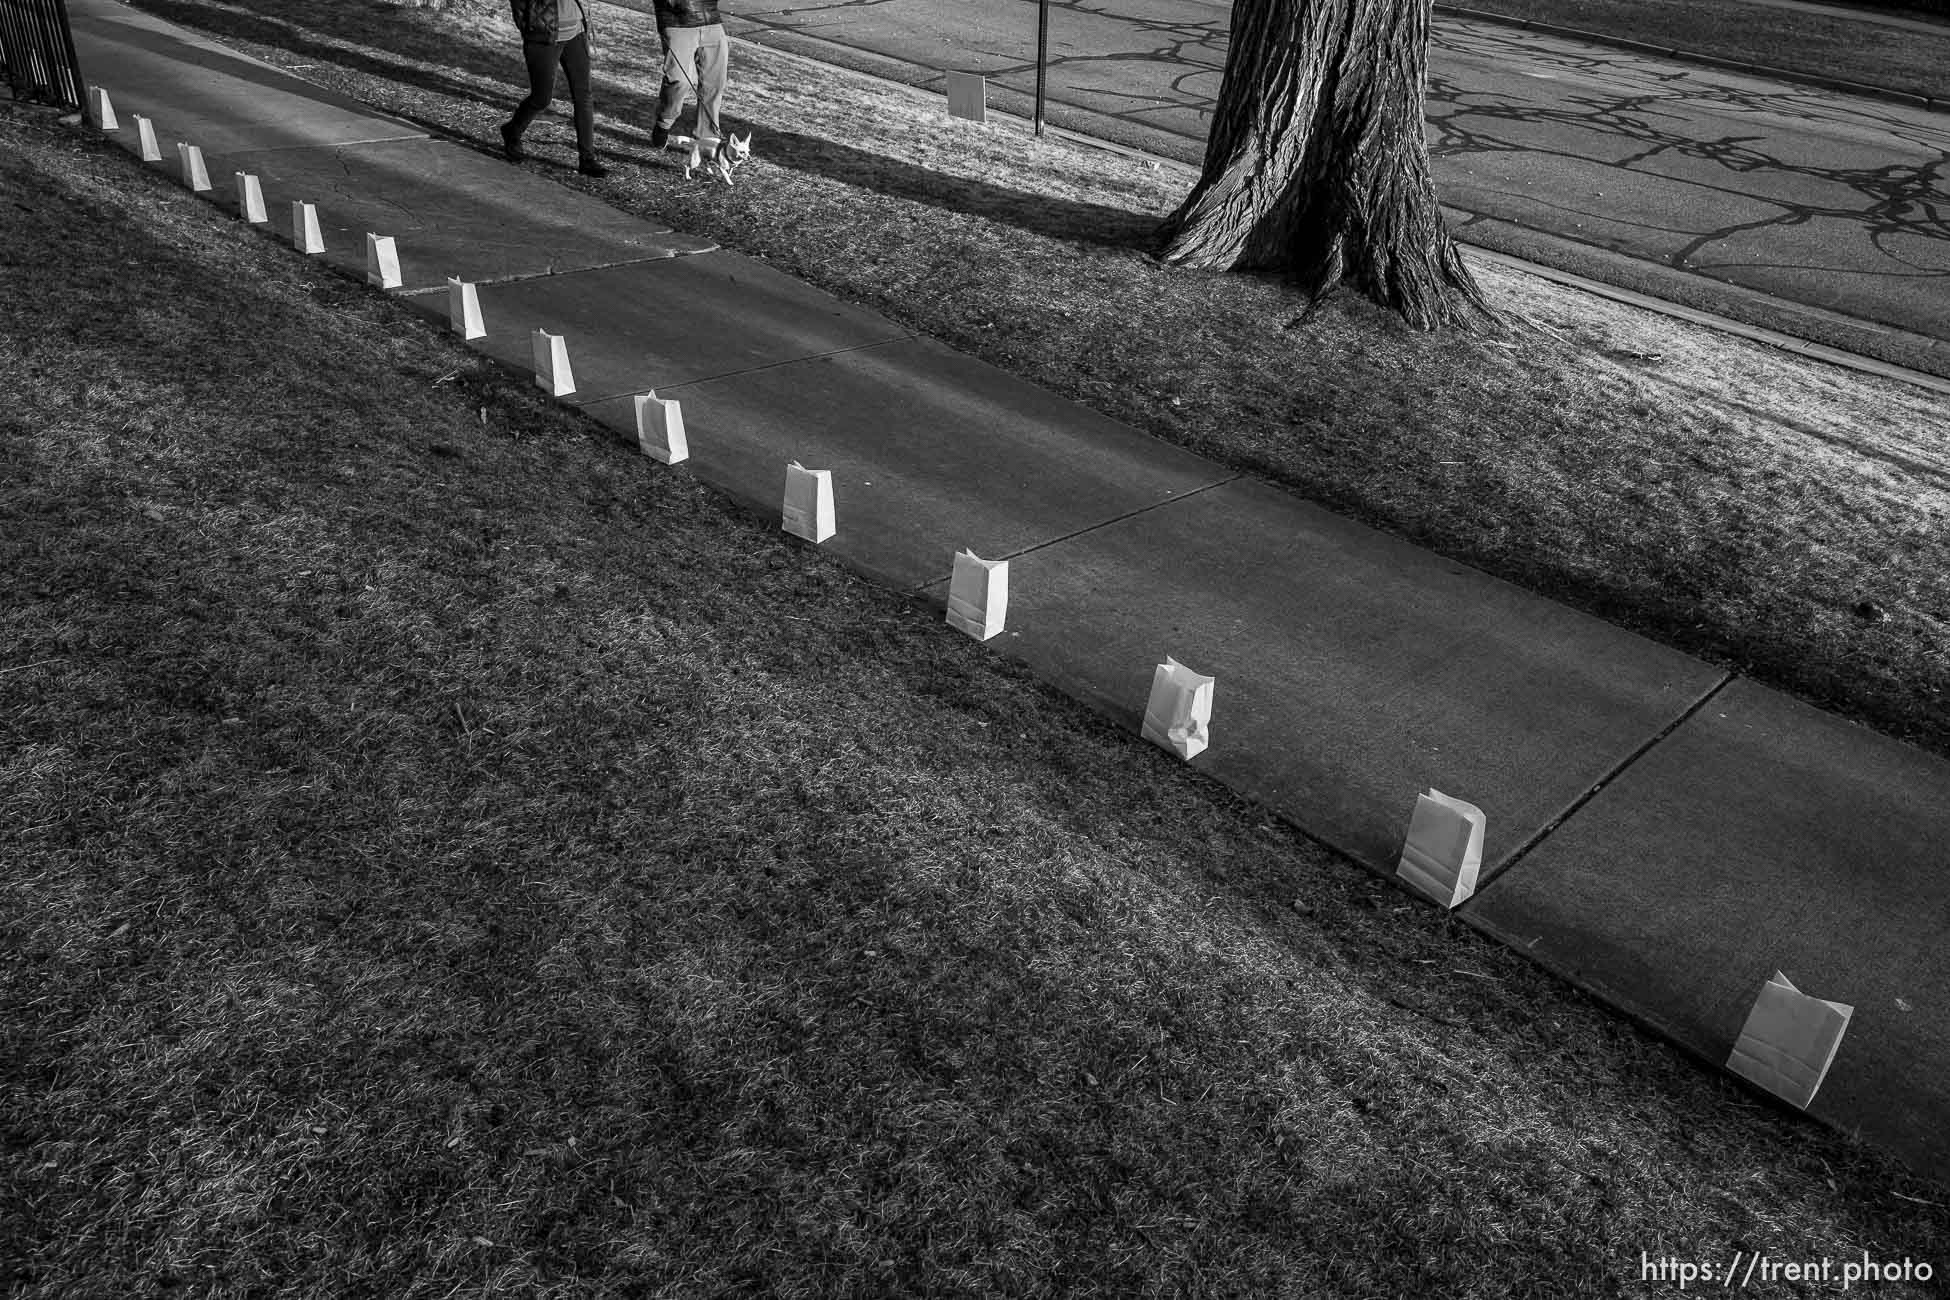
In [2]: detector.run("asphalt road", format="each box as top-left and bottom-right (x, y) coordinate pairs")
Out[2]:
(642, 0), (1950, 377)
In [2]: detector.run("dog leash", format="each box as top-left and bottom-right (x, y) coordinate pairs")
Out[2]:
(661, 25), (722, 144)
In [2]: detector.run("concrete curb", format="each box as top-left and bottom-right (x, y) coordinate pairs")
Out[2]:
(1434, 3), (1950, 114)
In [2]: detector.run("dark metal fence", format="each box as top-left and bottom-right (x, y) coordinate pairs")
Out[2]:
(0, 0), (86, 111)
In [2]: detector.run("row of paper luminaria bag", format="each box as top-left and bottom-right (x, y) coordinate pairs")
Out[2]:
(108, 84), (1854, 1124)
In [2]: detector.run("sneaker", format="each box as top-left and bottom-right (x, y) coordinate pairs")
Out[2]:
(577, 156), (609, 178)
(499, 122), (525, 162)
(650, 125), (669, 149)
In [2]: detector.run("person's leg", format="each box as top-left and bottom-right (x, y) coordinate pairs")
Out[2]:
(655, 27), (699, 134)
(558, 33), (597, 161)
(692, 25), (728, 154)
(505, 40), (560, 150)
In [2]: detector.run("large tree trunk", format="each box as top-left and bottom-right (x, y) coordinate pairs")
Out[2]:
(1160, 0), (1488, 330)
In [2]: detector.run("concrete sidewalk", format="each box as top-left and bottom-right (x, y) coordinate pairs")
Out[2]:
(65, 0), (1950, 1186)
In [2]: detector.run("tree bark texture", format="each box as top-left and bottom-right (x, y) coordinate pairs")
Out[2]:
(1160, 0), (1489, 329)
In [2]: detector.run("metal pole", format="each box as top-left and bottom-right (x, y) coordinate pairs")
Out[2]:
(1033, 0), (1049, 138)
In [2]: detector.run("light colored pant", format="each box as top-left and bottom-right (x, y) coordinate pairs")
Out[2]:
(657, 24), (729, 151)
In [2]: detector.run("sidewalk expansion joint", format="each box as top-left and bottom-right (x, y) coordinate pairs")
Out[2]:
(220, 132), (433, 156)
(643, 334), (922, 399)
(1468, 669), (1737, 898)
(900, 473), (1247, 594)
(393, 249), (718, 297)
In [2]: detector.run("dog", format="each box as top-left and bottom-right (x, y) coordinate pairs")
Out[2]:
(680, 131), (752, 186)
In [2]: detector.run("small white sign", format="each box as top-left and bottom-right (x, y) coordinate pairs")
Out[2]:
(944, 70), (988, 123)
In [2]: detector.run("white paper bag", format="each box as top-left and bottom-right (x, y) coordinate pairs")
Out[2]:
(531, 329), (575, 397)
(1395, 788), (1485, 908)
(781, 461), (835, 543)
(1726, 971), (1852, 1110)
(176, 142), (211, 192)
(946, 550), (1007, 640)
(1141, 656), (1214, 759)
(291, 201), (325, 254)
(634, 392), (688, 464)
(134, 115), (160, 161)
(90, 85), (118, 131)
(235, 172), (267, 224)
(944, 70), (987, 123)
(447, 277), (485, 340)
(366, 233), (402, 289)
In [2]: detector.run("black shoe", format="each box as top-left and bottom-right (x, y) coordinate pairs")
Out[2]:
(499, 122), (525, 162)
(577, 156), (609, 178)
(650, 125), (669, 149)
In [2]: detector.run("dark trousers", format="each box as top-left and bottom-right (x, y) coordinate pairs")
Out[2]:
(508, 34), (594, 157)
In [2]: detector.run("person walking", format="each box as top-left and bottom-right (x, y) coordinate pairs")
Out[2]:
(650, 0), (729, 161)
(502, 0), (609, 177)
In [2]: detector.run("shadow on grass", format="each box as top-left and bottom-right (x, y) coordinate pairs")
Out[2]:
(124, 0), (1165, 249)
(681, 120), (1164, 247)
(116, 0), (520, 118)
